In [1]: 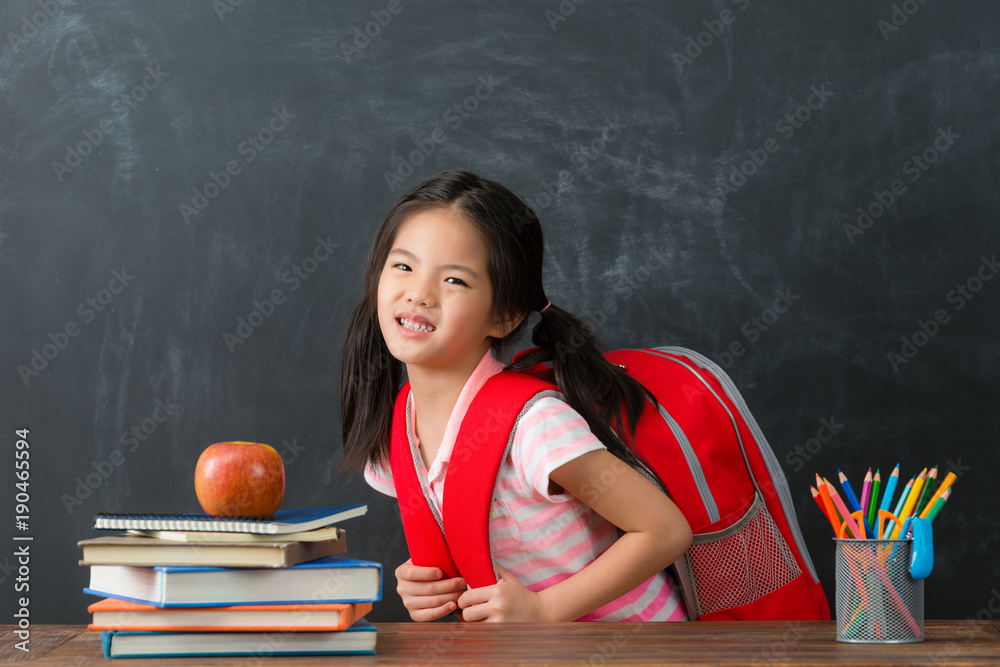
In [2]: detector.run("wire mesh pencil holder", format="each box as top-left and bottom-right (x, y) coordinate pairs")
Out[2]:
(834, 538), (924, 643)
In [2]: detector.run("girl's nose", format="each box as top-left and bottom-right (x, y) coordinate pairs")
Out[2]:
(405, 276), (436, 307)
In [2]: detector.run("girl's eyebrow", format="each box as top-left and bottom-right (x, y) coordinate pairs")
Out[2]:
(388, 248), (481, 280)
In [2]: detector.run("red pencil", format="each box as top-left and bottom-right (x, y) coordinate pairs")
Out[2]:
(815, 473), (840, 527)
(811, 485), (840, 533)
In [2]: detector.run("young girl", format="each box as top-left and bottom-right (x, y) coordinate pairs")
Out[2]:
(340, 170), (692, 623)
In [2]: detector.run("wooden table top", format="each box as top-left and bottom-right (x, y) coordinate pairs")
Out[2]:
(2, 621), (998, 665)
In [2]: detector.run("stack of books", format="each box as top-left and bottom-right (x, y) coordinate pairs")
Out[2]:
(79, 505), (382, 659)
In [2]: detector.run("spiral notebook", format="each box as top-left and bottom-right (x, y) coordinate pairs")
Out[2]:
(92, 504), (367, 535)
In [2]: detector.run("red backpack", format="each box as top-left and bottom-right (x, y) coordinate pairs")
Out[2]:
(389, 346), (831, 621)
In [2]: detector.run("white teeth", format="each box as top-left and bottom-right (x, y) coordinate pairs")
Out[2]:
(399, 318), (435, 333)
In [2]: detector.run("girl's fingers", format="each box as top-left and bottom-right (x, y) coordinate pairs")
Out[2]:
(403, 591), (462, 610)
(409, 600), (459, 622)
(397, 577), (465, 598)
(457, 585), (491, 610)
(395, 559), (445, 581)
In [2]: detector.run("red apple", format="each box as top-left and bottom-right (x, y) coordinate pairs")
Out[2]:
(194, 441), (285, 517)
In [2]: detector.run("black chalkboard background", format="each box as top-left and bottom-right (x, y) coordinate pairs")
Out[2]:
(1, 0), (998, 628)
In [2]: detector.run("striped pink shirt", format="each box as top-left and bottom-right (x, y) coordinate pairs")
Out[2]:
(365, 352), (687, 622)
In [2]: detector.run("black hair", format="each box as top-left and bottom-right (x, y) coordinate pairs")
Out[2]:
(339, 169), (649, 472)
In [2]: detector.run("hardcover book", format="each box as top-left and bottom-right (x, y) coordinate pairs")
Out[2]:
(77, 530), (346, 568)
(88, 597), (372, 632)
(85, 556), (382, 607)
(100, 618), (377, 658)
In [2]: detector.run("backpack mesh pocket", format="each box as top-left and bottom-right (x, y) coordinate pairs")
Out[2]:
(672, 493), (801, 618)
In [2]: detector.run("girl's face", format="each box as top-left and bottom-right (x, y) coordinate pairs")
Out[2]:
(377, 208), (507, 372)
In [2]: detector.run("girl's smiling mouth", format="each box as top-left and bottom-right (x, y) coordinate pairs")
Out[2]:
(397, 313), (437, 334)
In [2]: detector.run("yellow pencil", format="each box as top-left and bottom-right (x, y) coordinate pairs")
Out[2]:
(919, 471), (957, 519)
(890, 467), (927, 538)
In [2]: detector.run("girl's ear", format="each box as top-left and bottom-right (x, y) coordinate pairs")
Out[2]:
(489, 311), (526, 339)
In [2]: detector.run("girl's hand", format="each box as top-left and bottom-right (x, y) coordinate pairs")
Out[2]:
(394, 559), (466, 622)
(457, 567), (549, 622)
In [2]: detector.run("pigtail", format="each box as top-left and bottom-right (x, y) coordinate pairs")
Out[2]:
(339, 296), (402, 471)
(510, 305), (651, 470)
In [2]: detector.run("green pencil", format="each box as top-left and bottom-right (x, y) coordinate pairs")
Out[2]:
(927, 487), (951, 521)
(915, 464), (938, 515)
(866, 469), (881, 529)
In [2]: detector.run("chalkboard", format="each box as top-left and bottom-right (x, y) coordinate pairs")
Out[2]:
(1, 0), (998, 630)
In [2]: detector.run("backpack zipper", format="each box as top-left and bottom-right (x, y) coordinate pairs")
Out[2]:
(647, 397), (721, 524)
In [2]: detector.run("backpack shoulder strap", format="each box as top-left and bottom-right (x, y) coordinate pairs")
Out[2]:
(388, 382), (460, 580)
(441, 371), (557, 588)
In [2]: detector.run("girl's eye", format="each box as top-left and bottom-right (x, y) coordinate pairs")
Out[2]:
(445, 277), (469, 287)
(392, 263), (411, 271)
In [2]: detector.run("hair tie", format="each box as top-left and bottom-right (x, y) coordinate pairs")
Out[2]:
(539, 300), (552, 314)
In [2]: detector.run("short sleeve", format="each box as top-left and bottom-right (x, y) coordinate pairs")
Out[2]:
(509, 395), (607, 502)
(364, 459), (397, 498)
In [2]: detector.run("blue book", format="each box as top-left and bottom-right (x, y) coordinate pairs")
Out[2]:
(85, 556), (382, 607)
(92, 504), (367, 534)
(100, 618), (377, 658)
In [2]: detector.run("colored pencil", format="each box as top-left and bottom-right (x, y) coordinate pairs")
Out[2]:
(919, 471), (957, 519)
(866, 469), (881, 529)
(839, 470), (872, 538)
(884, 476), (914, 538)
(825, 478), (862, 539)
(811, 486), (840, 533)
(859, 468), (873, 529)
(838, 469), (863, 513)
(915, 464), (938, 516)
(891, 468), (927, 539)
(926, 488), (952, 522)
(815, 474), (840, 523)
(878, 464), (900, 514)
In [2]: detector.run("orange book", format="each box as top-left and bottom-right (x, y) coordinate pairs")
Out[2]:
(88, 598), (372, 632)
